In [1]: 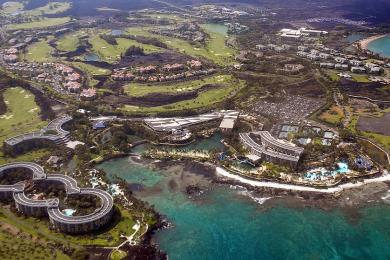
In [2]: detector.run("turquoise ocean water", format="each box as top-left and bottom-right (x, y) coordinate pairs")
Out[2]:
(99, 157), (390, 260)
(368, 35), (390, 58)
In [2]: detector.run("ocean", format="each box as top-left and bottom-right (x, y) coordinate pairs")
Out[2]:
(98, 156), (390, 260)
(368, 36), (390, 58)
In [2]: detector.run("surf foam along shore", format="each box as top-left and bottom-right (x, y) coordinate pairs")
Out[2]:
(358, 34), (387, 50)
(216, 167), (390, 194)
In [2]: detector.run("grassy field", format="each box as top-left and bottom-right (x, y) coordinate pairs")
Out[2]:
(0, 87), (47, 144)
(126, 25), (237, 66)
(358, 139), (389, 165)
(24, 39), (55, 62)
(56, 33), (81, 52)
(122, 77), (246, 113)
(26, 2), (71, 16)
(88, 32), (162, 63)
(71, 62), (111, 76)
(318, 105), (344, 125)
(0, 224), (70, 260)
(125, 74), (233, 97)
(0, 205), (149, 247)
(7, 17), (71, 30)
(0, 1), (24, 14)
(0, 148), (51, 165)
(110, 249), (128, 260)
(325, 70), (340, 81)
(351, 73), (370, 83)
(361, 132), (390, 152)
(0, 87), (48, 163)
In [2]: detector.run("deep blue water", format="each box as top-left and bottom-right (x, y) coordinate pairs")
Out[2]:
(98, 157), (390, 260)
(368, 35), (390, 58)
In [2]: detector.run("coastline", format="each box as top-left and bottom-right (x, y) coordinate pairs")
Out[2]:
(216, 167), (390, 194)
(358, 34), (388, 50)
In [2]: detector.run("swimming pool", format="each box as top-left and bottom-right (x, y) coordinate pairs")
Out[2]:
(304, 162), (349, 181)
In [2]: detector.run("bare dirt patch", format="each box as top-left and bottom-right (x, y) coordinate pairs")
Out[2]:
(285, 78), (326, 98)
(339, 79), (390, 101)
(357, 113), (390, 135)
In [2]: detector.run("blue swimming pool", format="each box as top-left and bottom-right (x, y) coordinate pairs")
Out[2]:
(304, 162), (349, 181)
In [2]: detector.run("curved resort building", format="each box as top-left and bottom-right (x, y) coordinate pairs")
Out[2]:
(0, 162), (113, 234)
(240, 131), (304, 168)
(3, 115), (72, 154)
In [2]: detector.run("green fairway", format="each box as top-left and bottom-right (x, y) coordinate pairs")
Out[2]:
(0, 1), (24, 14)
(88, 32), (163, 63)
(122, 77), (245, 113)
(126, 25), (237, 66)
(125, 74), (234, 97)
(7, 17), (71, 30)
(24, 39), (55, 62)
(71, 62), (111, 76)
(56, 33), (81, 52)
(0, 87), (47, 144)
(26, 2), (71, 16)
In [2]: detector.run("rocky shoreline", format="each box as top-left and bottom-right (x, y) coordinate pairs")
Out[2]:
(96, 156), (390, 259)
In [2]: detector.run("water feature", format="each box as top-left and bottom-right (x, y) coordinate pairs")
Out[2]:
(84, 53), (101, 62)
(111, 29), (123, 36)
(368, 35), (390, 58)
(304, 162), (350, 181)
(98, 157), (390, 260)
(132, 133), (226, 154)
(202, 23), (229, 36)
(62, 209), (76, 216)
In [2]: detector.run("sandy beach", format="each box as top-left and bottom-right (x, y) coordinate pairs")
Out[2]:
(358, 34), (388, 50)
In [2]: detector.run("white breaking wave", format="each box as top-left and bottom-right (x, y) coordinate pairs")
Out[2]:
(381, 191), (390, 204)
(231, 185), (273, 205)
(217, 167), (390, 194)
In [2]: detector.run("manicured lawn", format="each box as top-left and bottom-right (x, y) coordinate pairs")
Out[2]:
(24, 39), (55, 62)
(318, 105), (344, 125)
(0, 1), (24, 14)
(56, 33), (81, 52)
(0, 205), (143, 247)
(125, 74), (234, 97)
(0, 148), (51, 165)
(122, 78), (245, 113)
(110, 249), (128, 260)
(126, 25), (237, 66)
(116, 38), (162, 54)
(88, 32), (162, 63)
(351, 73), (370, 83)
(26, 2), (71, 16)
(0, 87), (47, 144)
(71, 62), (111, 76)
(7, 17), (71, 30)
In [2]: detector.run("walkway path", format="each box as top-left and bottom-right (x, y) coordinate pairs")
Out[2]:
(216, 167), (390, 194)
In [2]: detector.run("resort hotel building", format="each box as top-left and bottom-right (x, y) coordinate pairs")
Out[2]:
(240, 131), (304, 168)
